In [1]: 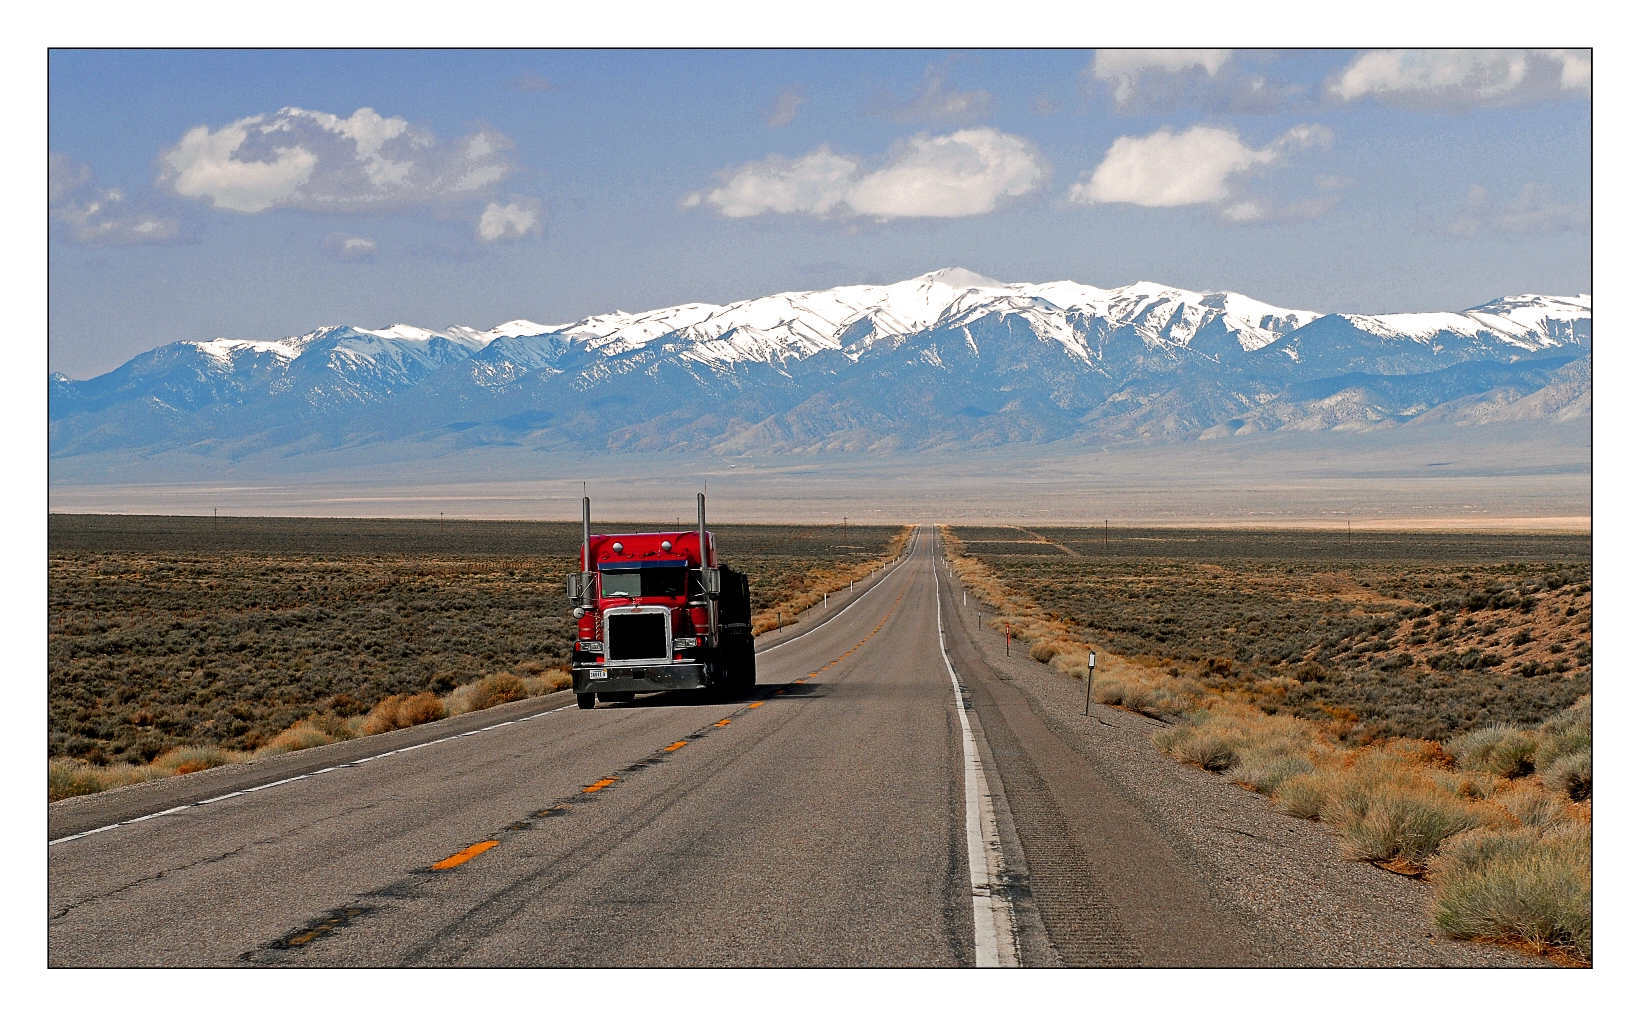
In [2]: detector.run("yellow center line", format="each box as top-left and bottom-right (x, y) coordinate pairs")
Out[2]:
(748, 701), (765, 708)
(664, 740), (688, 751)
(583, 777), (618, 793)
(431, 840), (500, 870)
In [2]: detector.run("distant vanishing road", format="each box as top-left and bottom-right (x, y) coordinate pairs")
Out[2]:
(48, 529), (1532, 967)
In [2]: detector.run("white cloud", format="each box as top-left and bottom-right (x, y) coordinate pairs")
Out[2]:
(1091, 50), (1232, 105)
(1329, 50), (1590, 108)
(688, 128), (1045, 221)
(158, 107), (516, 214)
(1070, 126), (1257, 207)
(1068, 124), (1332, 222)
(848, 129), (1044, 218)
(692, 147), (858, 217)
(477, 198), (543, 242)
(767, 87), (806, 127)
(49, 153), (183, 245)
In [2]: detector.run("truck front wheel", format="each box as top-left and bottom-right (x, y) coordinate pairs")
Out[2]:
(576, 693), (596, 710)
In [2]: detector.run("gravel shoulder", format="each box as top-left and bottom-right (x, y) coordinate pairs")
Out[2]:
(938, 556), (1545, 967)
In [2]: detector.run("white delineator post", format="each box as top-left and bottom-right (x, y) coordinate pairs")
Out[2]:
(1085, 650), (1097, 716)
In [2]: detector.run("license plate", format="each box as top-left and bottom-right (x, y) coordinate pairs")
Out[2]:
(589, 669), (608, 681)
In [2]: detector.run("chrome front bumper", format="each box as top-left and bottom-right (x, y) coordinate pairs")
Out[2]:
(571, 663), (710, 695)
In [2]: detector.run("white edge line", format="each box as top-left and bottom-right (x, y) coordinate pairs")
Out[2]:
(755, 527), (921, 657)
(48, 702), (579, 847)
(935, 546), (1019, 969)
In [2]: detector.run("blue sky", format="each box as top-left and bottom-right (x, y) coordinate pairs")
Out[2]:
(48, 48), (1591, 377)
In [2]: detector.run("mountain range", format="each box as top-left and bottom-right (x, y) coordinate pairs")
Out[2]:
(49, 268), (1590, 470)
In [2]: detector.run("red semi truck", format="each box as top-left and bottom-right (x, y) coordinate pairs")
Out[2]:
(566, 494), (756, 709)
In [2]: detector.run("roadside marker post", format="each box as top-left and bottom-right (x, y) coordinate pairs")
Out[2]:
(1085, 650), (1097, 716)
(1006, 624), (1011, 656)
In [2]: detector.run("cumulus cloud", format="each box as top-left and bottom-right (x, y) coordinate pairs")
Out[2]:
(766, 87), (806, 127)
(1069, 124), (1327, 208)
(157, 107), (516, 214)
(49, 153), (183, 245)
(1086, 50), (1303, 115)
(1449, 183), (1589, 236)
(866, 65), (994, 125)
(685, 127), (1045, 221)
(324, 233), (379, 262)
(1068, 124), (1332, 224)
(476, 197), (544, 241)
(1329, 50), (1590, 109)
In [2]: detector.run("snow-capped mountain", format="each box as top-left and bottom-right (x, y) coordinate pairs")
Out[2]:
(49, 269), (1590, 464)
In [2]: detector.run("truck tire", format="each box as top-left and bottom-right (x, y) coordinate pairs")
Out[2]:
(737, 637), (758, 692)
(576, 693), (596, 710)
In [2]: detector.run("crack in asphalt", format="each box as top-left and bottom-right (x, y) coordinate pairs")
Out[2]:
(50, 800), (384, 922)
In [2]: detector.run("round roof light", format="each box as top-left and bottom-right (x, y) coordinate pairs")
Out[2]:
(612, 542), (624, 553)
(661, 540), (672, 551)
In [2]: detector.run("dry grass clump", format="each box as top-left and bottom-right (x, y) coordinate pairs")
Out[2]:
(258, 720), (338, 755)
(47, 758), (169, 801)
(445, 667), (572, 716)
(1534, 695), (1592, 802)
(360, 691), (448, 735)
(153, 745), (236, 775)
(1541, 752), (1592, 802)
(1430, 822), (1592, 960)
(1447, 724), (1539, 778)
(446, 673), (526, 715)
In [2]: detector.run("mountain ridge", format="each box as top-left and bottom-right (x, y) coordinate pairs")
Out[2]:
(49, 269), (1591, 472)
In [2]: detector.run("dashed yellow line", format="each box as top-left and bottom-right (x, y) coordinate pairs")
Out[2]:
(424, 578), (909, 877)
(431, 840), (500, 870)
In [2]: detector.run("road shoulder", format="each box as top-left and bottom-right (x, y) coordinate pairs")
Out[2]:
(936, 554), (1541, 967)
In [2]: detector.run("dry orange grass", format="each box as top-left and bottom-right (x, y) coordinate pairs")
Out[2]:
(942, 528), (1594, 961)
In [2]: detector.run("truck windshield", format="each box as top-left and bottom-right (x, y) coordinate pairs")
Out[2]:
(601, 567), (688, 599)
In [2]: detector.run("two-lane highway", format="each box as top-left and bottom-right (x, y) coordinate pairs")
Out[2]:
(49, 529), (1005, 967)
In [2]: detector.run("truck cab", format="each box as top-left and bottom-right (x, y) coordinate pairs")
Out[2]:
(567, 495), (754, 709)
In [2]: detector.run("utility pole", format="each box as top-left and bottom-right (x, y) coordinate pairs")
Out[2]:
(1105, 519), (1109, 552)
(213, 508), (217, 530)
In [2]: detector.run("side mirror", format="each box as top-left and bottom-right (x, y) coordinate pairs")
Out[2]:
(567, 571), (596, 605)
(700, 567), (722, 599)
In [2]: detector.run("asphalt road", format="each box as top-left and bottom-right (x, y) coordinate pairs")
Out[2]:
(48, 528), (1526, 968)
(50, 529), (982, 967)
